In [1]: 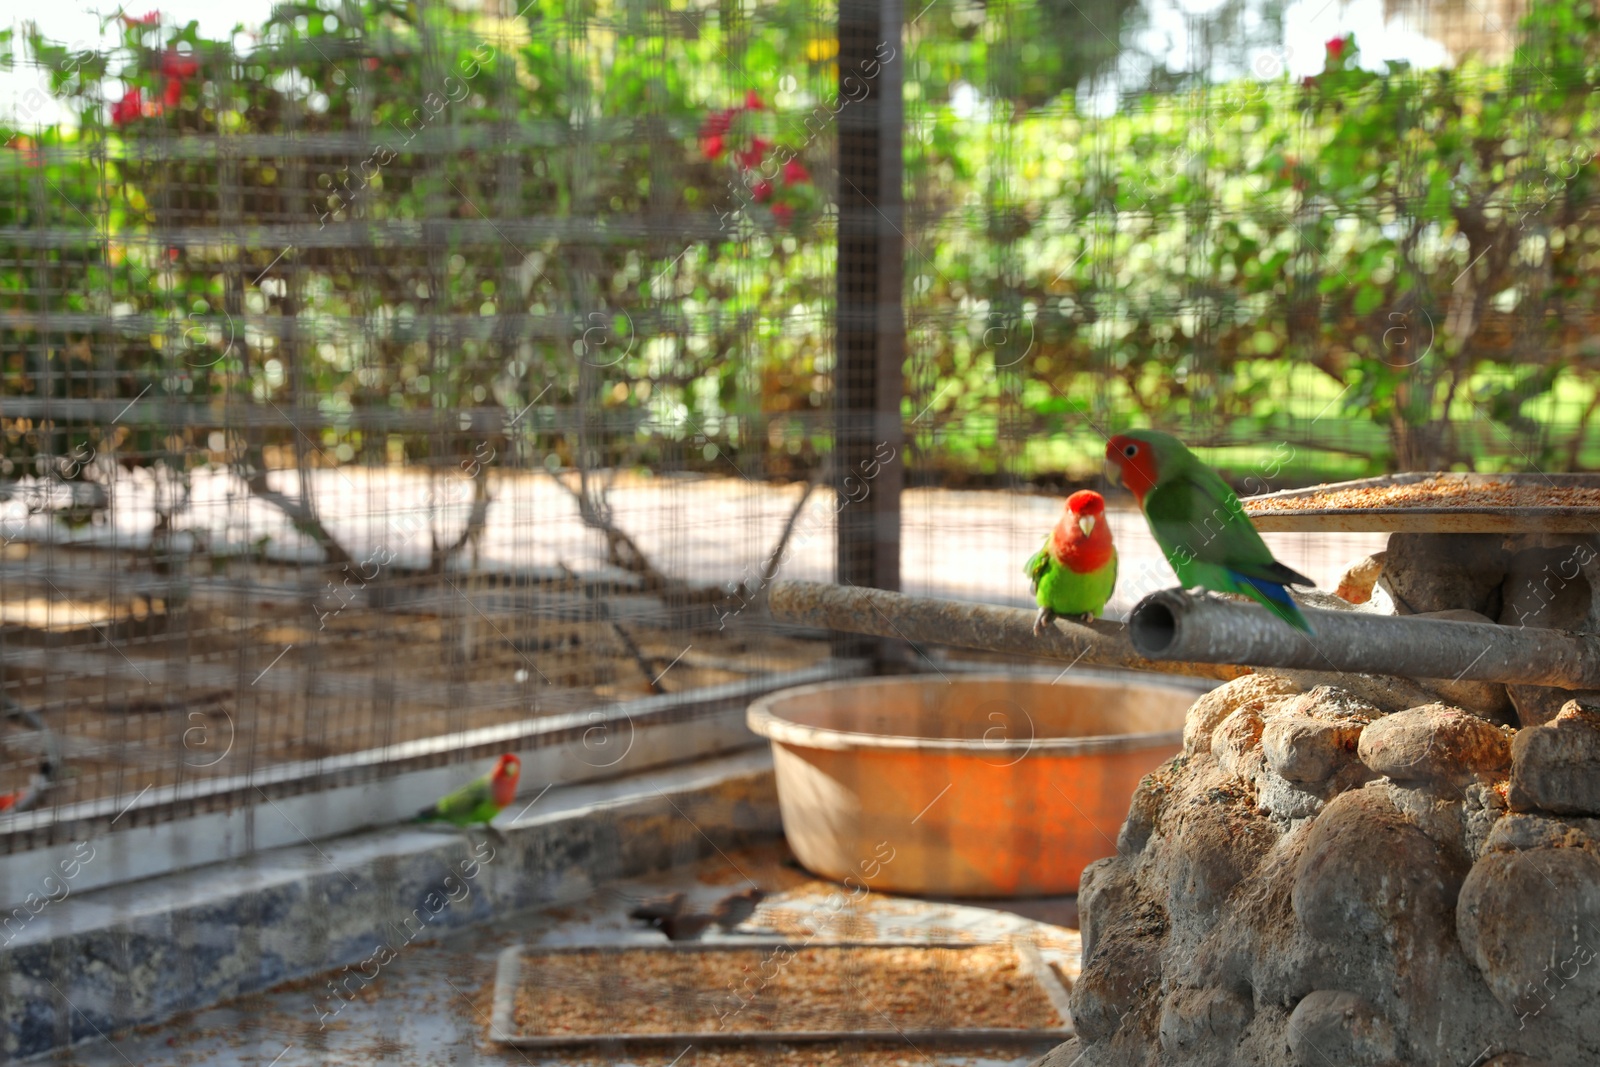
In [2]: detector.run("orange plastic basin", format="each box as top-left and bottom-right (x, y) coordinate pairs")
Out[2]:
(747, 672), (1202, 897)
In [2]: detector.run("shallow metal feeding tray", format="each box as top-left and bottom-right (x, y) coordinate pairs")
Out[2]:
(489, 939), (1075, 1049)
(1243, 472), (1600, 533)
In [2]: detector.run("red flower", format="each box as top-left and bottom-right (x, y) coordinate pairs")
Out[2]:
(701, 108), (735, 138)
(771, 203), (794, 226)
(363, 57), (380, 70)
(782, 158), (810, 185)
(1302, 75), (1318, 88)
(745, 90), (763, 110)
(752, 180), (774, 203)
(121, 10), (160, 25)
(1277, 156), (1307, 192)
(1325, 35), (1346, 59)
(6, 136), (41, 168)
(701, 134), (725, 160)
(161, 49), (199, 80)
(111, 89), (144, 126)
(163, 78), (183, 107)
(735, 137), (770, 170)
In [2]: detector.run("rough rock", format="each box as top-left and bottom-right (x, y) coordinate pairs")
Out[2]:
(1380, 532), (1509, 616)
(1280, 685), (1385, 722)
(1256, 769), (1329, 820)
(1118, 758), (1180, 857)
(1151, 757), (1278, 931)
(1184, 674), (1303, 756)
(1357, 704), (1511, 785)
(1508, 685), (1600, 730)
(1263, 714), (1367, 784)
(1285, 990), (1399, 1067)
(1334, 551), (1386, 605)
(1254, 723), (1382, 825)
(1498, 546), (1594, 631)
(1070, 933), (1163, 1046)
(1252, 687), (1382, 820)
(1027, 1038), (1084, 1067)
(1271, 669), (1443, 714)
(1076, 855), (1133, 964)
(1213, 705), (1267, 781)
(1160, 793), (1262, 924)
(1044, 677), (1600, 1067)
(1381, 779), (1506, 862)
(1291, 787), (1462, 942)
(1509, 700), (1600, 815)
(1375, 781), (1469, 861)
(1457, 845), (1600, 1044)
(1498, 541), (1600, 727)
(1427, 677), (1516, 722)
(1159, 986), (1253, 1065)
(1483, 811), (1600, 854)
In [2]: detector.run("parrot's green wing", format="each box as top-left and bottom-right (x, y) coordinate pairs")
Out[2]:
(1142, 455), (1313, 632)
(417, 774), (495, 826)
(1145, 464), (1310, 585)
(1025, 537), (1052, 598)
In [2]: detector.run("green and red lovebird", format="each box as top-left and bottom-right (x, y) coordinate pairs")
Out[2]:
(1025, 489), (1118, 635)
(0, 760), (52, 815)
(415, 753), (521, 839)
(1105, 429), (1315, 633)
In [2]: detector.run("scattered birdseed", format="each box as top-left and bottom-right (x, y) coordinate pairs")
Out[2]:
(512, 943), (1062, 1037)
(1249, 476), (1600, 513)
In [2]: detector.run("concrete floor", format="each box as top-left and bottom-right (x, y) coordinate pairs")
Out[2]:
(46, 842), (1081, 1067)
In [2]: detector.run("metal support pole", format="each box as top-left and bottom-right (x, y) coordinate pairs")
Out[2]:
(1128, 589), (1600, 689)
(769, 580), (1246, 681)
(771, 578), (1600, 694)
(835, 0), (905, 661)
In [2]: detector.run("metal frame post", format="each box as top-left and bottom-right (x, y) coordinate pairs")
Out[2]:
(835, 0), (905, 656)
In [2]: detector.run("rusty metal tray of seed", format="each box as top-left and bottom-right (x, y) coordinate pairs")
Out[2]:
(489, 939), (1075, 1049)
(1242, 472), (1600, 534)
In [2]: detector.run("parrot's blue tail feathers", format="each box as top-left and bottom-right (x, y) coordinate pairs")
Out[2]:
(1233, 573), (1315, 634)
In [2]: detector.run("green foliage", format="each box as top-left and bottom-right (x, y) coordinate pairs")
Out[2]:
(908, 5), (1600, 480)
(4, 0), (1600, 504)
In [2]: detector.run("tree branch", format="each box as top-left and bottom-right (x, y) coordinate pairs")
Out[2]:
(758, 470), (823, 585)
(235, 446), (354, 566)
(552, 468), (672, 592)
(429, 471), (491, 574)
(560, 561), (665, 694)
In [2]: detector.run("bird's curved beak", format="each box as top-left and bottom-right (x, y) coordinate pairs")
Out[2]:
(1105, 462), (1123, 488)
(1077, 514), (1096, 538)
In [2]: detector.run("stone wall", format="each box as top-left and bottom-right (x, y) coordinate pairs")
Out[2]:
(1035, 673), (1600, 1067)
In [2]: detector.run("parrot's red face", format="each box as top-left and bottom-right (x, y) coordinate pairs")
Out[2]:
(1066, 489), (1104, 524)
(1052, 490), (1114, 573)
(1105, 435), (1159, 505)
(491, 754), (521, 807)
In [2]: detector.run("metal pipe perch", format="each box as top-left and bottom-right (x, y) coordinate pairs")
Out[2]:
(766, 581), (1247, 681)
(768, 580), (1600, 691)
(1128, 589), (1600, 690)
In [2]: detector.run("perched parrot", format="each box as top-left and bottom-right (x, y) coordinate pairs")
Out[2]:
(1105, 429), (1315, 633)
(1025, 489), (1118, 635)
(0, 760), (52, 815)
(415, 753), (521, 838)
